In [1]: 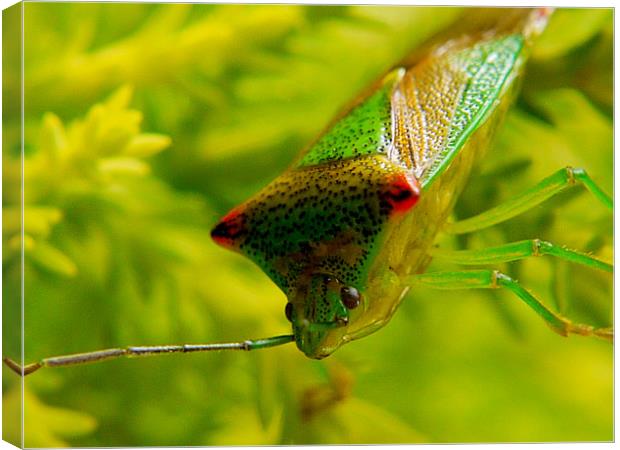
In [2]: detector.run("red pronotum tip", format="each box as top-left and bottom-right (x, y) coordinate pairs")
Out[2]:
(382, 173), (420, 214)
(211, 206), (246, 248)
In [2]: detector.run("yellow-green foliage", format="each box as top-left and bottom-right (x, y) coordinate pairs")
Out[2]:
(2, 5), (612, 446)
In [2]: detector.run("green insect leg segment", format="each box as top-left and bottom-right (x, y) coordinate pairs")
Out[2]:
(444, 167), (613, 235)
(431, 239), (613, 272)
(405, 270), (612, 340)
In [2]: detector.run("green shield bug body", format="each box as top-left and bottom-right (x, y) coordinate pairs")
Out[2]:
(211, 7), (612, 358)
(4, 7), (612, 375)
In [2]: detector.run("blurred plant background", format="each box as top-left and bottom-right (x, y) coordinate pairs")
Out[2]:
(2, 4), (612, 446)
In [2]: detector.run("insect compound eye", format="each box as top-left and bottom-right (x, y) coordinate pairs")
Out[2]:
(322, 274), (335, 285)
(340, 286), (361, 310)
(285, 302), (294, 322)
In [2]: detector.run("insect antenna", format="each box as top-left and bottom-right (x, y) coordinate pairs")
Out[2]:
(3, 334), (295, 377)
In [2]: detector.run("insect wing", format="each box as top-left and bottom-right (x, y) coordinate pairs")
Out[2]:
(390, 8), (552, 188)
(392, 35), (524, 188)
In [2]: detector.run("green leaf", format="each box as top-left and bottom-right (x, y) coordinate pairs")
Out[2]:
(39, 112), (67, 158)
(28, 240), (78, 277)
(207, 406), (282, 445)
(97, 156), (151, 176)
(23, 207), (64, 237)
(3, 386), (97, 447)
(533, 9), (610, 59)
(124, 133), (171, 157)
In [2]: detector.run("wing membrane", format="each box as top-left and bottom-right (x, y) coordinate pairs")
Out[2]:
(390, 34), (524, 186)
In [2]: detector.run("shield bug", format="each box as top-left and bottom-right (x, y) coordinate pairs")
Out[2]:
(4, 7), (612, 377)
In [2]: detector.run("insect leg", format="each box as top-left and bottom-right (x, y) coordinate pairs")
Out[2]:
(3, 334), (295, 377)
(405, 270), (612, 341)
(431, 239), (612, 272)
(444, 167), (612, 234)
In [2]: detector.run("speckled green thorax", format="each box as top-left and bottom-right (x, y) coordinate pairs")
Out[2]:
(295, 81), (394, 168)
(211, 155), (418, 294)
